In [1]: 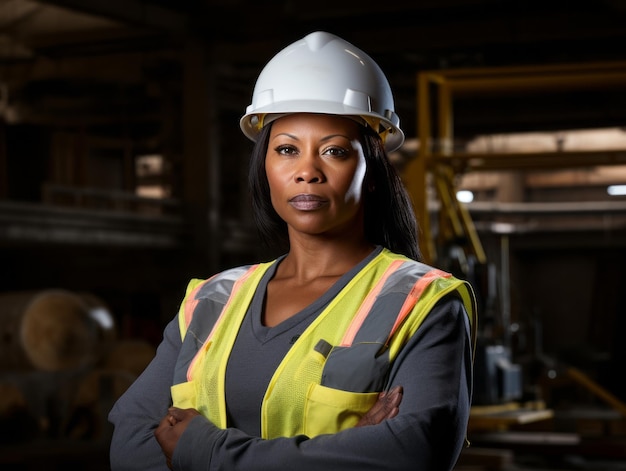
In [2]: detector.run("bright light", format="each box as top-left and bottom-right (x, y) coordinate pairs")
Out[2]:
(607, 185), (626, 196)
(456, 190), (474, 203)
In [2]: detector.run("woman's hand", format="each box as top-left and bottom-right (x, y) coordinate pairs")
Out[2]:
(355, 385), (403, 427)
(154, 386), (402, 468)
(154, 407), (201, 469)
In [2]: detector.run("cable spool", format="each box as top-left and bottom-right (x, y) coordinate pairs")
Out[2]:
(0, 290), (116, 372)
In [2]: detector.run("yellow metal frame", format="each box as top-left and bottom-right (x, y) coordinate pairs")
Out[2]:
(402, 61), (626, 266)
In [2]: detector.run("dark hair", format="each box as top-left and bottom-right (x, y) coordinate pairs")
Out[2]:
(248, 122), (422, 261)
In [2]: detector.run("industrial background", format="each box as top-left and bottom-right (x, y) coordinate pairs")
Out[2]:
(1, 0), (626, 469)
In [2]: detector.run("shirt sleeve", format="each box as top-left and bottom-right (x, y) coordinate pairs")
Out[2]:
(108, 316), (182, 471)
(172, 295), (473, 471)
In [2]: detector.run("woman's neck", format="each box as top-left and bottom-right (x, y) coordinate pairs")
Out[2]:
(278, 238), (375, 283)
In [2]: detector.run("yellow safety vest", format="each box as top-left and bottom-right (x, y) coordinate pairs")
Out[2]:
(171, 248), (477, 439)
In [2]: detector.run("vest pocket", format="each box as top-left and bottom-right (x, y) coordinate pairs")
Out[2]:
(303, 383), (378, 437)
(171, 381), (198, 409)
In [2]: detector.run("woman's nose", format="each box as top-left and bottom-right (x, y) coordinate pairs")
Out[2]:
(294, 155), (324, 183)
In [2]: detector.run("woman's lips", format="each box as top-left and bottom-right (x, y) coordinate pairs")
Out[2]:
(288, 194), (328, 211)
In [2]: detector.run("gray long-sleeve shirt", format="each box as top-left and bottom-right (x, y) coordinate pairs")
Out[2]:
(109, 252), (473, 471)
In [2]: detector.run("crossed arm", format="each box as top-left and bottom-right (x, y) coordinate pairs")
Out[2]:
(155, 386), (403, 469)
(109, 296), (472, 471)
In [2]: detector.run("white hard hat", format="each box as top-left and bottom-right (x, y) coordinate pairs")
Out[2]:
(240, 31), (405, 152)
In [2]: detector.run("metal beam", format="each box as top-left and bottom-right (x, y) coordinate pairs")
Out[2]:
(434, 150), (626, 172)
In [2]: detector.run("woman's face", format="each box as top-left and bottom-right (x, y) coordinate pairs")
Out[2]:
(265, 113), (367, 240)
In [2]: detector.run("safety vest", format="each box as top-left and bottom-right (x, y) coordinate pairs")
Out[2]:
(171, 248), (477, 439)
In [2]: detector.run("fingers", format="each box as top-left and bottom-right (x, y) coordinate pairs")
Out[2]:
(379, 385), (403, 419)
(155, 408), (203, 470)
(168, 407), (201, 422)
(355, 385), (404, 427)
(384, 385), (403, 411)
(154, 416), (172, 445)
(156, 413), (173, 431)
(378, 385), (402, 406)
(168, 407), (184, 421)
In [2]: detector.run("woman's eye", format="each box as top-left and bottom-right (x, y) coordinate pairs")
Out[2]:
(275, 145), (298, 156)
(323, 146), (348, 157)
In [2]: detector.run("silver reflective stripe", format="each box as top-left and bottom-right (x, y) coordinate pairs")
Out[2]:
(173, 265), (255, 384)
(321, 261), (442, 393)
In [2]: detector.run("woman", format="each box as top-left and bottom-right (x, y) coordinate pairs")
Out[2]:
(109, 31), (477, 471)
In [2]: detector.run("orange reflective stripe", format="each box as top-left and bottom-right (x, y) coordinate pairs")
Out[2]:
(339, 259), (405, 347)
(386, 268), (450, 344)
(183, 275), (217, 329)
(184, 296), (199, 329)
(186, 265), (259, 381)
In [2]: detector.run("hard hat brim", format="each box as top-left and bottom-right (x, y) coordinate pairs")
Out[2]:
(240, 102), (405, 153)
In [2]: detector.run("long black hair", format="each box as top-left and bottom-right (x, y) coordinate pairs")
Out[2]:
(248, 121), (422, 261)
